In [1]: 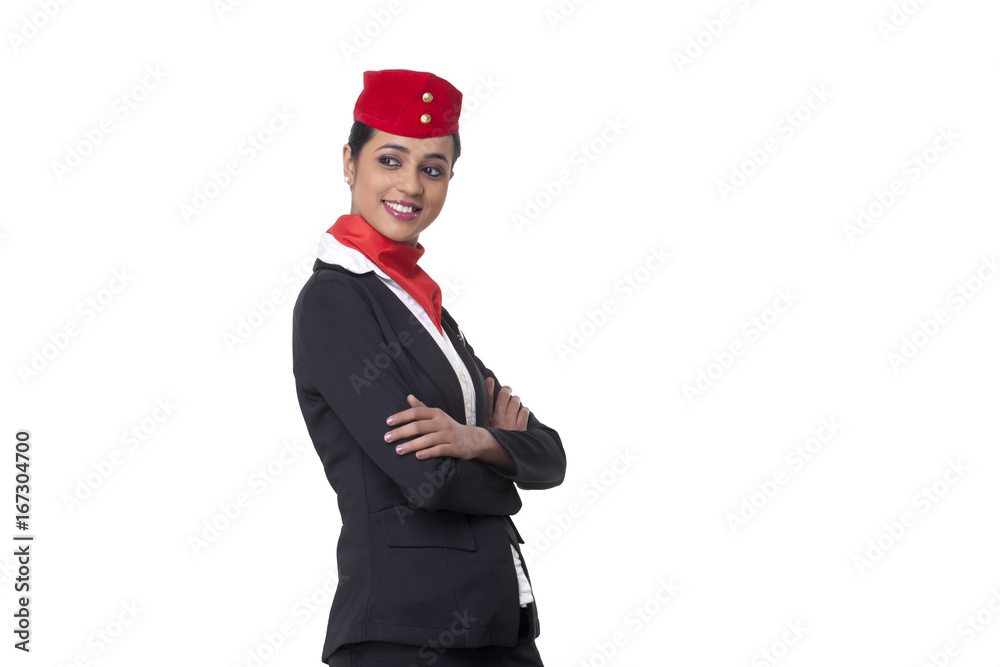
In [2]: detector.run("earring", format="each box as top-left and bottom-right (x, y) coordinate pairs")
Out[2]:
(344, 176), (351, 184)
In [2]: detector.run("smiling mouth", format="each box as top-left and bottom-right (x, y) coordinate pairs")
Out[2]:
(384, 200), (420, 213)
(382, 200), (422, 219)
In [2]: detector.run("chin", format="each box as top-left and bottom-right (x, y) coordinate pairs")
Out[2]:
(371, 221), (414, 245)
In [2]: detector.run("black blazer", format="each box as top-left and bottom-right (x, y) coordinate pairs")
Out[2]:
(291, 259), (566, 662)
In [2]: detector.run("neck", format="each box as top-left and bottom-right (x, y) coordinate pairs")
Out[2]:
(348, 205), (420, 248)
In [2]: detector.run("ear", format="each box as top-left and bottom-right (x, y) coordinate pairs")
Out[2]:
(343, 144), (355, 182)
(449, 169), (455, 180)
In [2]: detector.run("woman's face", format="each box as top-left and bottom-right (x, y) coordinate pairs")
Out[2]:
(343, 129), (455, 248)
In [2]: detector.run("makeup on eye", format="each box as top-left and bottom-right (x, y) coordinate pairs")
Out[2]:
(376, 153), (445, 177)
(375, 143), (450, 163)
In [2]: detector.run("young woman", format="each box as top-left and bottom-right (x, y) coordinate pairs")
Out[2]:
(291, 69), (567, 666)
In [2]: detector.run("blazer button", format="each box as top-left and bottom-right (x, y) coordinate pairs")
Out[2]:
(459, 373), (466, 382)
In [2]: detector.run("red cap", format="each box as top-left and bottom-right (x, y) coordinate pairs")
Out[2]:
(353, 69), (463, 138)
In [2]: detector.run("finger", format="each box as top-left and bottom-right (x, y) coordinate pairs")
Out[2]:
(516, 406), (530, 430)
(391, 429), (445, 454)
(495, 384), (513, 418)
(502, 394), (520, 423)
(414, 439), (476, 461)
(382, 408), (441, 443)
(407, 393), (425, 408)
(386, 404), (433, 426)
(414, 443), (454, 460)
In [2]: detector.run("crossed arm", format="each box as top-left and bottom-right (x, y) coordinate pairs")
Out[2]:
(384, 338), (566, 492)
(385, 376), (526, 471)
(294, 274), (565, 515)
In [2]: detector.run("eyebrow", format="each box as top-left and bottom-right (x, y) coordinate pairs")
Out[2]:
(376, 143), (450, 163)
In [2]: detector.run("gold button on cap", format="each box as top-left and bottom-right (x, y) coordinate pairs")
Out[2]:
(420, 113), (432, 124)
(422, 92), (434, 103)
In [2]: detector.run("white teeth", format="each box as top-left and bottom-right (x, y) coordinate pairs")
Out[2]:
(385, 201), (416, 213)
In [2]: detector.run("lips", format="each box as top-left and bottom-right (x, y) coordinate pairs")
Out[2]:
(382, 199), (422, 220)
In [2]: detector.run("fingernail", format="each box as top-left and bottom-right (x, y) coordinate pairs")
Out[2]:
(386, 416), (394, 425)
(384, 432), (392, 442)
(395, 445), (404, 454)
(415, 451), (424, 459)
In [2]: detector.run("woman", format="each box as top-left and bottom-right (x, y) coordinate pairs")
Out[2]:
(291, 69), (567, 666)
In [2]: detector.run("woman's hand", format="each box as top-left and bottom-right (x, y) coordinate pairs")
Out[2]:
(486, 377), (529, 432)
(385, 394), (480, 460)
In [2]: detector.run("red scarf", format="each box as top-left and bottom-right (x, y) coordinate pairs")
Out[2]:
(328, 214), (443, 335)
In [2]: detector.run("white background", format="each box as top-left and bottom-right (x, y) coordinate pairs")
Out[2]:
(3, 0), (1000, 665)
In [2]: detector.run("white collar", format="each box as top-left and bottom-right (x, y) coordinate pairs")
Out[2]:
(316, 232), (391, 280)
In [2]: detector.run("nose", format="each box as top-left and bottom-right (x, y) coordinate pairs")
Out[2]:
(395, 165), (423, 197)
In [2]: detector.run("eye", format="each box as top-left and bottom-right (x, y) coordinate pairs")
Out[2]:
(423, 164), (444, 177)
(377, 155), (400, 167)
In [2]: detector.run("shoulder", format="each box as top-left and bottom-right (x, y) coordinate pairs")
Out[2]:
(305, 259), (382, 292)
(296, 262), (384, 318)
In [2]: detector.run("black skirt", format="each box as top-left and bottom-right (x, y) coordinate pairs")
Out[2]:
(326, 604), (544, 666)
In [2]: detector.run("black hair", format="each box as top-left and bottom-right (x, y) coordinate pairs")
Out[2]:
(347, 120), (461, 167)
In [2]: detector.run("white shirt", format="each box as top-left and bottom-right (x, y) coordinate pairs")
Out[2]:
(317, 233), (534, 607)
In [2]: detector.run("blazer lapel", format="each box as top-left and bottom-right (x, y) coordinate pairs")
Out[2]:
(441, 308), (491, 428)
(361, 272), (467, 418)
(314, 260), (485, 426)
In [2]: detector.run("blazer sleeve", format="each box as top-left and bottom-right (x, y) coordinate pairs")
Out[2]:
(463, 335), (567, 491)
(294, 273), (522, 516)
